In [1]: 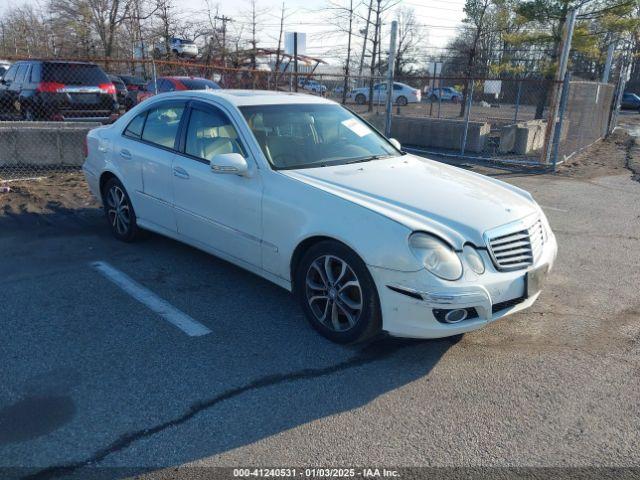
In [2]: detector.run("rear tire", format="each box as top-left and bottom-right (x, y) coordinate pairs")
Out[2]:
(397, 96), (408, 106)
(295, 240), (382, 344)
(101, 177), (145, 242)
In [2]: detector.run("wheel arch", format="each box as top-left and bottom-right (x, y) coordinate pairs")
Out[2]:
(290, 235), (364, 292)
(99, 170), (121, 197)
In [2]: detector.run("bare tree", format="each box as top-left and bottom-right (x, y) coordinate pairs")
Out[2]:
(324, 0), (357, 103)
(394, 7), (420, 76)
(358, 0), (373, 78)
(273, 2), (287, 87)
(367, 0), (398, 111)
(458, 0), (491, 117)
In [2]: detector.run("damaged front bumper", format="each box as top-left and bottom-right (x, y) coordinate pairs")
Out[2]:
(369, 233), (558, 339)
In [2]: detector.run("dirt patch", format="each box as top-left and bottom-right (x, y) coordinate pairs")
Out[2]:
(1, 172), (97, 214)
(554, 129), (634, 180)
(0, 172), (100, 231)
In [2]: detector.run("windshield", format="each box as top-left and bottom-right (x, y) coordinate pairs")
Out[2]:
(240, 104), (401, 169)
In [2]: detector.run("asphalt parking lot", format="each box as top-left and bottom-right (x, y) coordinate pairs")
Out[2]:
(1, 122), (639, 478)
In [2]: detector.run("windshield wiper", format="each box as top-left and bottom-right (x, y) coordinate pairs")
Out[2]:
(345, 154), (390, 165)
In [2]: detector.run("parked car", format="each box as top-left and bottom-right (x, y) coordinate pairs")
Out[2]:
(0, 60), (118, 122)
(348, 82), (421, 106)
(154, 38), (199, 58)
(621, 92), (640, 110)
(428, 87), (462, 102)
(298, 79), (327, 95)
(116, 74), (146, 110)
(83, 90), (557, 344)
(108, 74), (128, 107)
(135, 76), (220, 104)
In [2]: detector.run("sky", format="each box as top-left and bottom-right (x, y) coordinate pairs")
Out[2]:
(1, 0), (467, 66)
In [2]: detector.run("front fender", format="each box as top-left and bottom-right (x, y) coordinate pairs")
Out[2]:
(261, 172), (424, 283)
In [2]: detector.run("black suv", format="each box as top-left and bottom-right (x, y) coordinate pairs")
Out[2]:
(0, 60), (118, 122)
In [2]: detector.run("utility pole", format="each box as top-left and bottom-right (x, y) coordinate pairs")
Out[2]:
(541, 8), (576, 164)
(384, 20), (398, 137)
(215, 15), (233, 68)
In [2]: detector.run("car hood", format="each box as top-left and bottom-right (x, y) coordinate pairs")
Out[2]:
(281, 155), (539, 248)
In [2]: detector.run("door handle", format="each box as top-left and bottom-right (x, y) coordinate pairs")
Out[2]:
(173, 166), (190, 179)
(119, 149), (132, 160)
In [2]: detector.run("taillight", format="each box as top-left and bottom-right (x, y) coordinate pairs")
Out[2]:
(82, 136), (89, 158)
(36, 82), (65, 93)
(99, 83), (116, 95)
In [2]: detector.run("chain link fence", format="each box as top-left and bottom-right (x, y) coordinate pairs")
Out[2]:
(0, 55), (621, 181)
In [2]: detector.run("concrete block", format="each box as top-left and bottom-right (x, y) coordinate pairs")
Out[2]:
(365, 114), (490, 153)
(0, 122), (100, 166)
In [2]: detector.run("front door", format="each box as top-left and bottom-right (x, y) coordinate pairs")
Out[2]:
(171, 102), (262, 267)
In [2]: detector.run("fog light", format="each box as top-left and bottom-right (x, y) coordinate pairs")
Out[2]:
(443, 309), (467, 323)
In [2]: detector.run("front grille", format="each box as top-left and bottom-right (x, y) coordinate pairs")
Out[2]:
(486, 216), (545, 271)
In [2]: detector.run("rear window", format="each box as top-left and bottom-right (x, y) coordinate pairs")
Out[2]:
(42, 63), (109, 85)
(179, 78), (219, 90)
(120, 76), (145, 86)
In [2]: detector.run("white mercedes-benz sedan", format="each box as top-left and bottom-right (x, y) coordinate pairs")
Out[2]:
(82, 90), (557, 344)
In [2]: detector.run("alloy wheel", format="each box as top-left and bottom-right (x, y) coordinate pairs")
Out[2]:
(305, 255), (363, 332)
(106, 185), (131, 236)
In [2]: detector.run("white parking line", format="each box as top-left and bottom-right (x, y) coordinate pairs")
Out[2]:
(91, 261), (212, 337)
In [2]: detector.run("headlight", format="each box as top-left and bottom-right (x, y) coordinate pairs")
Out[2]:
(462, 244), (485, 274)
(409, 233), (463, 280)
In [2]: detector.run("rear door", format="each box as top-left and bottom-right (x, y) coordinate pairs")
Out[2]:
(0, 64), (19, 116)
(125, 100), (186, 232)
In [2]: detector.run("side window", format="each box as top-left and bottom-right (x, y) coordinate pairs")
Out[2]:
(185, 107), (245, 161)
(13, 64), (28, 85)
(30, 63), (41, 82)
(123, 112), (147, 139)
(3, 64), (18, 83)
(393, 84), (402, 91)
(141, 104), (184, 149)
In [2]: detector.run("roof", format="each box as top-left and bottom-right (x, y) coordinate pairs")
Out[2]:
(161, 76), (209, 80)
(177, 89), (336, 107)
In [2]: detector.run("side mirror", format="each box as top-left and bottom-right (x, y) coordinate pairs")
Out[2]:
(210, 152), (249, 176)
(389, 138), (401, 150)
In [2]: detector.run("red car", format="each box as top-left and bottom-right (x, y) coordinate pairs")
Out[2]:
(136, 76), (220, 104)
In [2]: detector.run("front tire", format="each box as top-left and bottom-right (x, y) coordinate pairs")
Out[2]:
(102, 178), (144, 242)
(355, 93), (366, 105)
(22, 105), (36, 121)
(295, 240), (382, 344)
